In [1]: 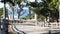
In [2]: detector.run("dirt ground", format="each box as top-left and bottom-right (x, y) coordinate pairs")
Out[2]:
(8, 25), (17, 34)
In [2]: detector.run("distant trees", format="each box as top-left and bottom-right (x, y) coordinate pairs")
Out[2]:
(0, 0), (15, 19)
(0, 8), (3, 16)
(27, 0), (59, 22)
(42, 0), (59, 22)
(0, 8), (3, 22)
(0, 0), (59, 22)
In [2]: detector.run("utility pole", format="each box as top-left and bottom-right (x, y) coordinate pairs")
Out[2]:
(12, 0), (14, 20)
(0, 0), (10, 34)
(3, 0), (9, 34)
(29, 6), (31, 19)
(0, 0), (15, 34)
(58, 8), (59, 28)
(3, 0), (6, 19)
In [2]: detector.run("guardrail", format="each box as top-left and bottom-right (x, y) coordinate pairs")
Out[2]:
(38, 22), (60, 28)
(8, 20), (60, 28)
(1, 19), (60, 28)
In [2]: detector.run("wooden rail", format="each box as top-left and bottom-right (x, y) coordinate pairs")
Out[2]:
(38, 23), (60, 28)
(8, 20), (60, 28)
(1, 19), (60, 28)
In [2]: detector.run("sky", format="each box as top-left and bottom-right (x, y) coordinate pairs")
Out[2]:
(0, 0), (42, 8)
(0, 2), (4, 8)
(7, 4), (30, 19)
(0, 0), (42, 19)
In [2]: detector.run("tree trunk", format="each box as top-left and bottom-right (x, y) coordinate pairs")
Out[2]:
(0, 16), (1, 29)
(17, 7), (20, 19)
(35, 13), (37, 20)
(12, 7), (14, 20)
(3, 3), (6, 19)
(35, 13), (37, 25)
(35, 0), (37, 2)
(29, 9), (31, 19)
(18, 4), (23, 19)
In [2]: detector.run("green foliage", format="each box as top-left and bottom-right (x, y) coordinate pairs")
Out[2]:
(5, 9), (8, 17)
(26, 13), (34, 19)
(14, 0), (22, 4)
(28, 0), (59, 21)
(21, 17), (26, 19)
(0, 8), (3, 16)
(38, 15), (45, 20)
(14, 0), (26, 4)
(29, 2), (38, 7)
(31, 7), (41, 15)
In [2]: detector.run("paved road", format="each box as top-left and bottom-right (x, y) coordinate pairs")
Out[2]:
(11, 23), (60, 34)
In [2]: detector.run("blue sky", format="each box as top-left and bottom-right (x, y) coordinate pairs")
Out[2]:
(0, 0), (42, 8)
(0, 2), (30, 19)
(0, 0), (42, 19)
(13, 5), (30, 18)
(7, 4), (30, 19)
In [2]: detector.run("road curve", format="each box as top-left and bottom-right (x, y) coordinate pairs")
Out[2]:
(12, 25), (26, 34)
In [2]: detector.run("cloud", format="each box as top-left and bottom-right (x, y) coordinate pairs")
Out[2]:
(0, 2), (4, 8)
(37, 0), (42, 2)
(27, 0), (42, 2)
(27, 0), (35, 2)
